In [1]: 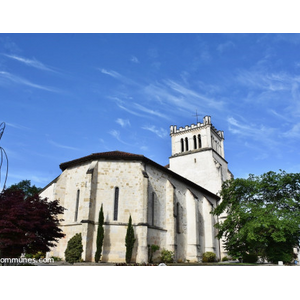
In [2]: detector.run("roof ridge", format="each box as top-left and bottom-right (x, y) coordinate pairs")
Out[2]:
(56, 150), (219, 200)
(59, 150), (145, 171)
(91, 150), (144, 156)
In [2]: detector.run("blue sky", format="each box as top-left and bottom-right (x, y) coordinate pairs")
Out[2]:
(1, 33), (300, 189)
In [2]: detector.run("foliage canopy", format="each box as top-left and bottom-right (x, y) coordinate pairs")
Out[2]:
(64, 233), (83, 264)
(202, 251), (216, 263)
(0, 188), (65, 258)
(212, 170), (300, 263)
(7, 180), (41, 198)
(160, 249), (174, 263)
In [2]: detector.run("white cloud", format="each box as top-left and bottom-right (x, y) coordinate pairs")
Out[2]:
(3, 54), (56, 72)
(130, 56), (139, 63)
(109, 130), (131, 145)
(7, 172), (52, 186)
(274, 34), (300, 45)
(144, 82), (192, 112)
(145, 79), (224, 113)
(217, 41), (235, 53)
(166, 79), (202, 99)
(48, 140), (79, 151)
(116, 118), (130, 127)
(236, 69), (291, 92)
(133, 103), (170, 120)
(100, 68), (137, 86)
(141, 125), (168, 138)
(0, 71), (60, 92)
(112, 95), (170, 120)
(147, 48), (158, 59)
(109, 129), (120, 139)
(227, 116), (285, 161)
(268, 109), (290, 122)
(5, 122), (30, 130)
(235, 68), (300, 119)
(281, 123), (300, 138)
(100, 68), (121, 79)
(227, 116), (275, 141)
(117, 103), (145, 117)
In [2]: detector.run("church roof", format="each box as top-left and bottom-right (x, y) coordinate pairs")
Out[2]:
(59, 151), (145, 171)
(59, 150), (219, 200)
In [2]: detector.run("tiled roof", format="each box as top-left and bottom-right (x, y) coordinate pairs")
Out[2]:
(59, 150), (219, 200)
(59, 151), (144, 171)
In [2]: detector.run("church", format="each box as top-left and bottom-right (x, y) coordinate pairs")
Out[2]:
(40, 115), (232, 263)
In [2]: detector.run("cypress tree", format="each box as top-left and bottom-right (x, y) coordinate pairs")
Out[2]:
(95, 204), (104, 263)
(125, 215), (136, 263)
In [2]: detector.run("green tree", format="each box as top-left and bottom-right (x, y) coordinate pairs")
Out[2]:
(212, 171), (300, 263)
(125, 215), (136, 263)
(64, 233), (83, 264)
(95, 204), (104, 263)
(7, 180), (41, 198)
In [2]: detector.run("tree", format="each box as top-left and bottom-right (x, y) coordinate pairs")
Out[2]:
(0, 188), (65, 258)
(212, 170), (300, 263)
(95, 204), (104, 263)
(64, 233), (83, 264)
(7, 180), (41, 198)
(125, 215), (136, 263)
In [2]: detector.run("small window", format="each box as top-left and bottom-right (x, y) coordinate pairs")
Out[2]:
(181, 138), (184, 152)
(74, 189), (80, 222)
(193, 135), (197, 149)
(198, 134), (202, 148)
(114, 187), (119, 221)
(185, 137), (189, 151)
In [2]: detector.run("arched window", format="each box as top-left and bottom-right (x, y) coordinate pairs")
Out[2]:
(181, 138), (184, 152)
(198, 134), (202, 148)
(193, 135), (197, 149)
(113, 187), (119, 221)
(74, 189), (80, 222)
(185, 137), (189, 151)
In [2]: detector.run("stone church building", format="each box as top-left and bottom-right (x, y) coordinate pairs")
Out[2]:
(40, 116), (232, 263)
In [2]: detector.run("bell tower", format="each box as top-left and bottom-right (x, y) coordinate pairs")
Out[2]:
(169, 116), (232, 195)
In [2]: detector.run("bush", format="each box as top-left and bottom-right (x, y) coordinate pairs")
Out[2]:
(242, 253), (258, 263)
(222, 256), (229, 262)
(160, 249), (174, 263)
(33, 251), (45, 259)
(202, 251), (216, 262)
(24, 251), (45, 259)
(51, 256), (62, 261)
(64, 233), (83, 264)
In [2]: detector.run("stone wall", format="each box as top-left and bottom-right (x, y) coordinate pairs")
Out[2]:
(41, 157), (220, 263)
